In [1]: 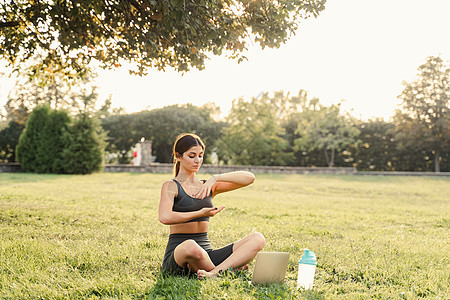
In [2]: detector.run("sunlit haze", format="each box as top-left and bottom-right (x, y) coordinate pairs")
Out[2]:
(1, 0), (449, 121)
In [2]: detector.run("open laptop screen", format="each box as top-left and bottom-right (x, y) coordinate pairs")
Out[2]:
(251, 252), (290, 284)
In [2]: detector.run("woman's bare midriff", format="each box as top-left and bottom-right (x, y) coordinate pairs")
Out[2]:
(170, 221), (209, 234)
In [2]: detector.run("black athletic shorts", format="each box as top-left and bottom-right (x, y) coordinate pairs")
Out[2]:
(161, 232), (234, 275)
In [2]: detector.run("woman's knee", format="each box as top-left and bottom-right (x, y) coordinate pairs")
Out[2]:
(251, 232), (266, 250)
(179, 240), (206, 260)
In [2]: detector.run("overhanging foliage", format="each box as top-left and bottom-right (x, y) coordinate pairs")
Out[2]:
(0, 0), (326, 82)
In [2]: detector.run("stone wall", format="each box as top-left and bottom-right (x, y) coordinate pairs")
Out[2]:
(1, 163), (449, 176)
(357, 171), (450, 177)
(0, 163), (23, 173)
(103, 163), (357, 175)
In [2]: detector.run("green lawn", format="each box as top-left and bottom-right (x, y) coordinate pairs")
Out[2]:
(0, 173), (449, 299)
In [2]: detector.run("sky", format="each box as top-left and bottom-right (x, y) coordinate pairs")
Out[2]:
(1, 0), (449, 120)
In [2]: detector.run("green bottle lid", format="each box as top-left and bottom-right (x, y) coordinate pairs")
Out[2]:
(299, 249), (317, 265)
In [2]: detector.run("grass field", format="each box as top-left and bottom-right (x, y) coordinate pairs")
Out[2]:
(0, 172), (449, 299)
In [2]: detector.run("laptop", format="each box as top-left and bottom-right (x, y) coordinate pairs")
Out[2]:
(250, 252), (290, 284)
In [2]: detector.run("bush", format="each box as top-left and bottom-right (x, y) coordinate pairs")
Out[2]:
(61, 117), (104, 174)
(16, 105), (104, 174)
(17, 105), (71, 173)
(37, 109), (71, 173)
(16, 105), (48, 172)
(0, 121), (25, 163)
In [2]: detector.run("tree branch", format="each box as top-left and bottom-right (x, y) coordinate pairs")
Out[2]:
(0, 21), (20, 28)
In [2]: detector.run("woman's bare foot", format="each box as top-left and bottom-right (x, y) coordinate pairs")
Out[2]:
(235, 264), (248, 271)
(197, 269), (218, 279)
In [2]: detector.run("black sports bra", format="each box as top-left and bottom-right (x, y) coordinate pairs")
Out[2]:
(172, 179), (214, 223)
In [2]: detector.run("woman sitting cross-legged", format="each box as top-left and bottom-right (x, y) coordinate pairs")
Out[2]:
(158, 133), (265, 278)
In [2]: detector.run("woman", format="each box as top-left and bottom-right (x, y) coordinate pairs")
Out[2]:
(158, 133), (265, 278)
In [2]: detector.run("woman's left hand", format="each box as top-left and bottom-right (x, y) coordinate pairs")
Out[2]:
(194, 175), (217, 199)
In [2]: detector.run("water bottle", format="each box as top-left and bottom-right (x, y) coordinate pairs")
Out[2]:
(297, 249), (317, 290)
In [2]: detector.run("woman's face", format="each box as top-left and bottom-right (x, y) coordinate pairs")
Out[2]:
(178, 145), (204, 172)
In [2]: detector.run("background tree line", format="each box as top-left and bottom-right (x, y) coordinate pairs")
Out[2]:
(1, 56), (448, 172)
(101, 87), (448, 172)
(0, 74), (111, 174)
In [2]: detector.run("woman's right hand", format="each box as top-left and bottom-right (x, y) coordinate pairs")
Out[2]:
(201, 206), (225, 217)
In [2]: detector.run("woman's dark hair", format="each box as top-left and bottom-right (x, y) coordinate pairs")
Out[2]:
(172, 133), (205, 176)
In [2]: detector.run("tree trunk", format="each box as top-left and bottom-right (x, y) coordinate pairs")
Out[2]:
(324, 148), (330, 167)
(435, 150), (440, 173)
(330, 148), (335, 168)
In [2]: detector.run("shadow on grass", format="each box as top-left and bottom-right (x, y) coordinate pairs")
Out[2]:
(217, 268), (326, 299)
(146, 273), (202, 300)
(145, 268), (319, 299)
(144, 267), (306, 299)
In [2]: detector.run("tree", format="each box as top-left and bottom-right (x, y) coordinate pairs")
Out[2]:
(36, 109), (71, 173)
(5, 73), (76, 117)
(394, 56), (449, 172)
(135, 103), (224, 163)
(294, 102), (360, 167)
(0, 0), (326, 83)
(59, 84), (107, 174)
(216, 93), (292, 165)
(3, 97), (30, 128)
(279, 90), (328, 167)
(16, 105), (51, 172)
(15, 104), (104, 174)
(0, 120), (25, 163)
(61, 116), (104, 174)
(2, 71), (117, 164)
(101, 103), (223, 164)
(344, 119), (397, 171)
(16, 105), (71, 173)
(101, 114), (137, 164)
(4, 71), (116, 119)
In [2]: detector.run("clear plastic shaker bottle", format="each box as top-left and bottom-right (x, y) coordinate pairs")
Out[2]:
(297, 249), (317, 290)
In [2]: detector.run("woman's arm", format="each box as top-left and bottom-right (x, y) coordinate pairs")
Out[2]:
(194, 171), (255, 199)
(158, 181), (224, 225)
